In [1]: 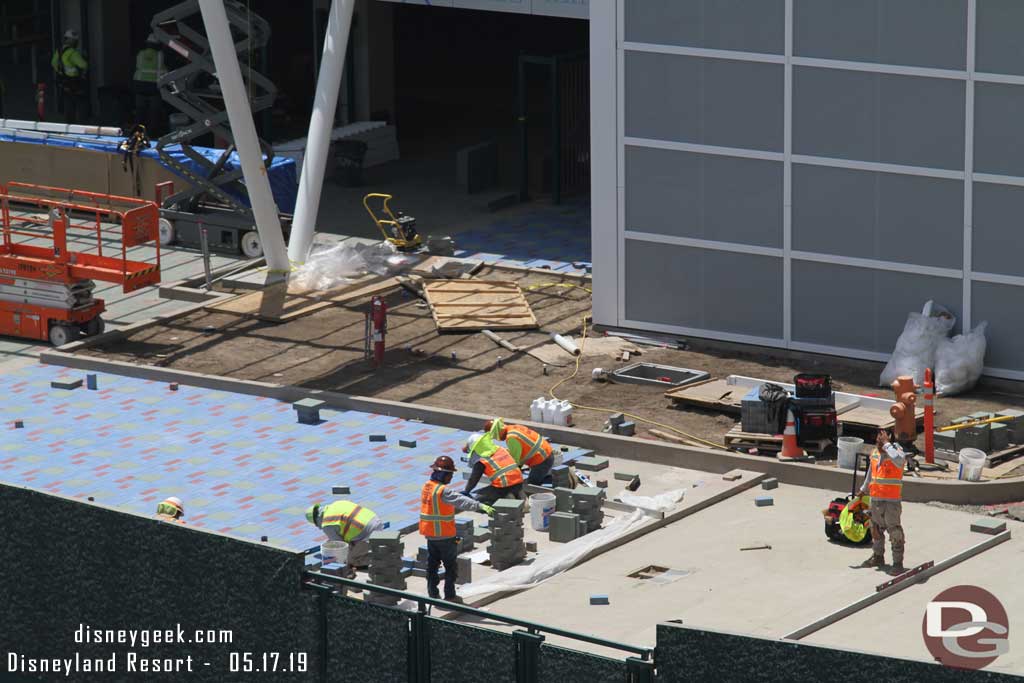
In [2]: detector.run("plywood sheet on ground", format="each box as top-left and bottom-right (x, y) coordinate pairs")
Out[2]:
(206, 272), (399, 322)
(423, 279), (538, 332)
(665, 378), (918, 430)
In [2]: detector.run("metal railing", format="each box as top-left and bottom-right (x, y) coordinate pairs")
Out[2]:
(303, 570), (655, 682)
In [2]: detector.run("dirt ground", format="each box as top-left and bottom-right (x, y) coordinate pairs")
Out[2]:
(84, 266), (1024, 481)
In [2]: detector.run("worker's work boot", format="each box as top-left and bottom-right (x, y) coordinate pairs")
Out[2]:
(858, 554), (884, 568)
(888, 562), (906, 576)
(444, 595), (464, 604)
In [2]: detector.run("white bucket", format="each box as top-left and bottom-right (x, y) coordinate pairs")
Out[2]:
(320, 540), (349, 566)
(529, 493), (557, 531)
(837, 436), (864, 470)
(958, 448), (986, 482)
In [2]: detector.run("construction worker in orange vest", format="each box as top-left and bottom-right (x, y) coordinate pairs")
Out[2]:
(420, 456), (494, 602)
(462, 432), (525, 505)
(853, 429), (907, 575)
(155, 496), (185, 523)
(485, 417), (554, 486)
(306, 499), (385, 574)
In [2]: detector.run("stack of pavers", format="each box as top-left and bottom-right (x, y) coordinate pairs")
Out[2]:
(571, 486), (606, 536)
(487, 499), (526, 570)
(935, 409), (1024, 458)
(366, 531), (406, 605)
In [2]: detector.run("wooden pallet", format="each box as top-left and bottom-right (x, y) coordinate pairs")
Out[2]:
(422, 280), (538, 332)
(723, 425), (832, 456)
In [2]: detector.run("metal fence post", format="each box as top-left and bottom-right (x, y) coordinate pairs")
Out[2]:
(514, 629), (545, 682)
(626, 656), (654, 683)
(407, 602), (430, 682)
(198, 223), (213, 290)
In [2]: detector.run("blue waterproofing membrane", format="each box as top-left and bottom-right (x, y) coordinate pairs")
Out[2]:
(453, 198), (592, 274)
(0, 131), (299, 213)
(0, 364), (590, 557)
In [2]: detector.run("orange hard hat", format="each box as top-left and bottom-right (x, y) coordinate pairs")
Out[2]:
(431, 455), (457, 472)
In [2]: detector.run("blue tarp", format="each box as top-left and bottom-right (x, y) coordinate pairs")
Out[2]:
(0, 130), (299, 213)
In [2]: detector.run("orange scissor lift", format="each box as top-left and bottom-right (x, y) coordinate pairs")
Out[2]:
(0, 183), (161, 346)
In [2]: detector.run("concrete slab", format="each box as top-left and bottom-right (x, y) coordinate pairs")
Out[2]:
(805, 525), (1024, 676)
(467, 485), (993, 656)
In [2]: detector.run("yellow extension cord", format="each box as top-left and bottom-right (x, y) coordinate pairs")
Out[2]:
(547, 315), (729, 451)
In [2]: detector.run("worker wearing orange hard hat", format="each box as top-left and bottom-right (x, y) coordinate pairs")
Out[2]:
(155, 496), (185, 523)
(420, 456), (493, 601)
(461, 432), (524, 505)
(485, 417), (555, 486)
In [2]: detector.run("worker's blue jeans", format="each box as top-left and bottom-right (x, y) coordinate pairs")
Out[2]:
(426, 538), (459, 599)
(471, 483), (524, 505)
(526, 457), (554, 486)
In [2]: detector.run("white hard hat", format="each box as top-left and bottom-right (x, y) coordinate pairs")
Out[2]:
(464, 433), (484, 454)
(63, 29), (79, 41)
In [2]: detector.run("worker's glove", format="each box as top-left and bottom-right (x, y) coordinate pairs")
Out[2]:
(480, 504), (495, 516)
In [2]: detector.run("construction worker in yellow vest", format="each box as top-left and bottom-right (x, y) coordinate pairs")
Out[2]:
(155, 496), (185, 524)
(51, 29), (88, 124)
(133, 34), (167, 135)
(485, 417), (555, 486)
(461, 432), (525, 505)
(853, 430), (907, 576)
(306, 500), (384, 572)
(420, 456), (494, 602)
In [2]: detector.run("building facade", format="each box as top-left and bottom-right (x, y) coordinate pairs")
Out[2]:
(591, 0), (1024, 379)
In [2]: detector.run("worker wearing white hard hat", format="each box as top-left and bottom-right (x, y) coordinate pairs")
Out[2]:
(51, 28), (88, 123)
(461, 432), (525, 505)
(155, 496), (185, 524)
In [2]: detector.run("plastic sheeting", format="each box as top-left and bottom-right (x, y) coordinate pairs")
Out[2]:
(935, 322), (988, 396)
(290, 240), (419, 291)
(879, 301), (957, 387)
(0, 129), (299, 212)
(459, 489), (687, 599)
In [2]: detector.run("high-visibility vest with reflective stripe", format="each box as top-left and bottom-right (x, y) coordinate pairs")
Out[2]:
(869, 449), (904, 501)
(321, 500), (377, 543)
(505, 425), (552, 467)
(479, 447), (523, 488)
(134, 48), (165, 83)
(52, 48), (87, 78)
(419, 480), (456, 539)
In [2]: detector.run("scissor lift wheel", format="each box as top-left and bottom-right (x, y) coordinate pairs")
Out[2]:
(158, 217), (176, 246)
(84, 316), (105, 337)
(48, 323), (79, 347)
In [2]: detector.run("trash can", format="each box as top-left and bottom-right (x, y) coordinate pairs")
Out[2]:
(336, 139), (368, 186)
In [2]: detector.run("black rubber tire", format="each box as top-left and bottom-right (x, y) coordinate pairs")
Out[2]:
(85, 317), (105, 337)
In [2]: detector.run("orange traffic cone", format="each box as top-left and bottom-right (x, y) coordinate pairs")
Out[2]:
(779, 408), (806, 460)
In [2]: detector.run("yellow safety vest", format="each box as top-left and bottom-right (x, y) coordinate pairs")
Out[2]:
(52, 48), (87, 78)
(320, 500), (377, 543)
(134, 48), (165, 83)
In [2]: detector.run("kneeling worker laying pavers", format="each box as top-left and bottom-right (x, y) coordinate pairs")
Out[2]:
(852, 429), (908, 576)
(421, 456), (494, 602)
(485, 417), (554, 486)
(462, 432), (525, 504)
(306, 499), (385, 576)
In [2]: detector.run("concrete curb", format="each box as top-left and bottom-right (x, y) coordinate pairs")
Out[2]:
(39, 351), (1024, 505)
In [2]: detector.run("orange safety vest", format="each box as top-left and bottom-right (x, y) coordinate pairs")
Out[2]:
(479, 447), (524, 488)
(505, 425), (552, 468)
(419, 480), (456, 539)
(868, 449), (904, 501)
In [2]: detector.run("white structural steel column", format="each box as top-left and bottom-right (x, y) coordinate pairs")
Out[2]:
(288, 0), (356, 265)
(198, 0), (290, 274)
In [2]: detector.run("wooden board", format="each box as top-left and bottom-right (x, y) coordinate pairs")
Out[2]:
(664, 378), (919, 431)
(206, 272), (400, 323)
(723, 425), (831, 456)
(423, 280), (538, 332)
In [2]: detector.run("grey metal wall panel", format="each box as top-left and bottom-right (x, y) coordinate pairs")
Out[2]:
(793, 67), (965, 170)
(973, 183), (1024, 277)
(625, 240), (783, 338)
(974, 83), (1024, 177)
(792, 261), (962, 351)
(792, 165), (964, 269)
(626, 146), (783, 247)
(793, 0), (967, 70)
(625, 52), (784, 151)
(976, 0), (1024, 76)
(625, 0), (785, 54)
(972, 282), (1024, 370)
